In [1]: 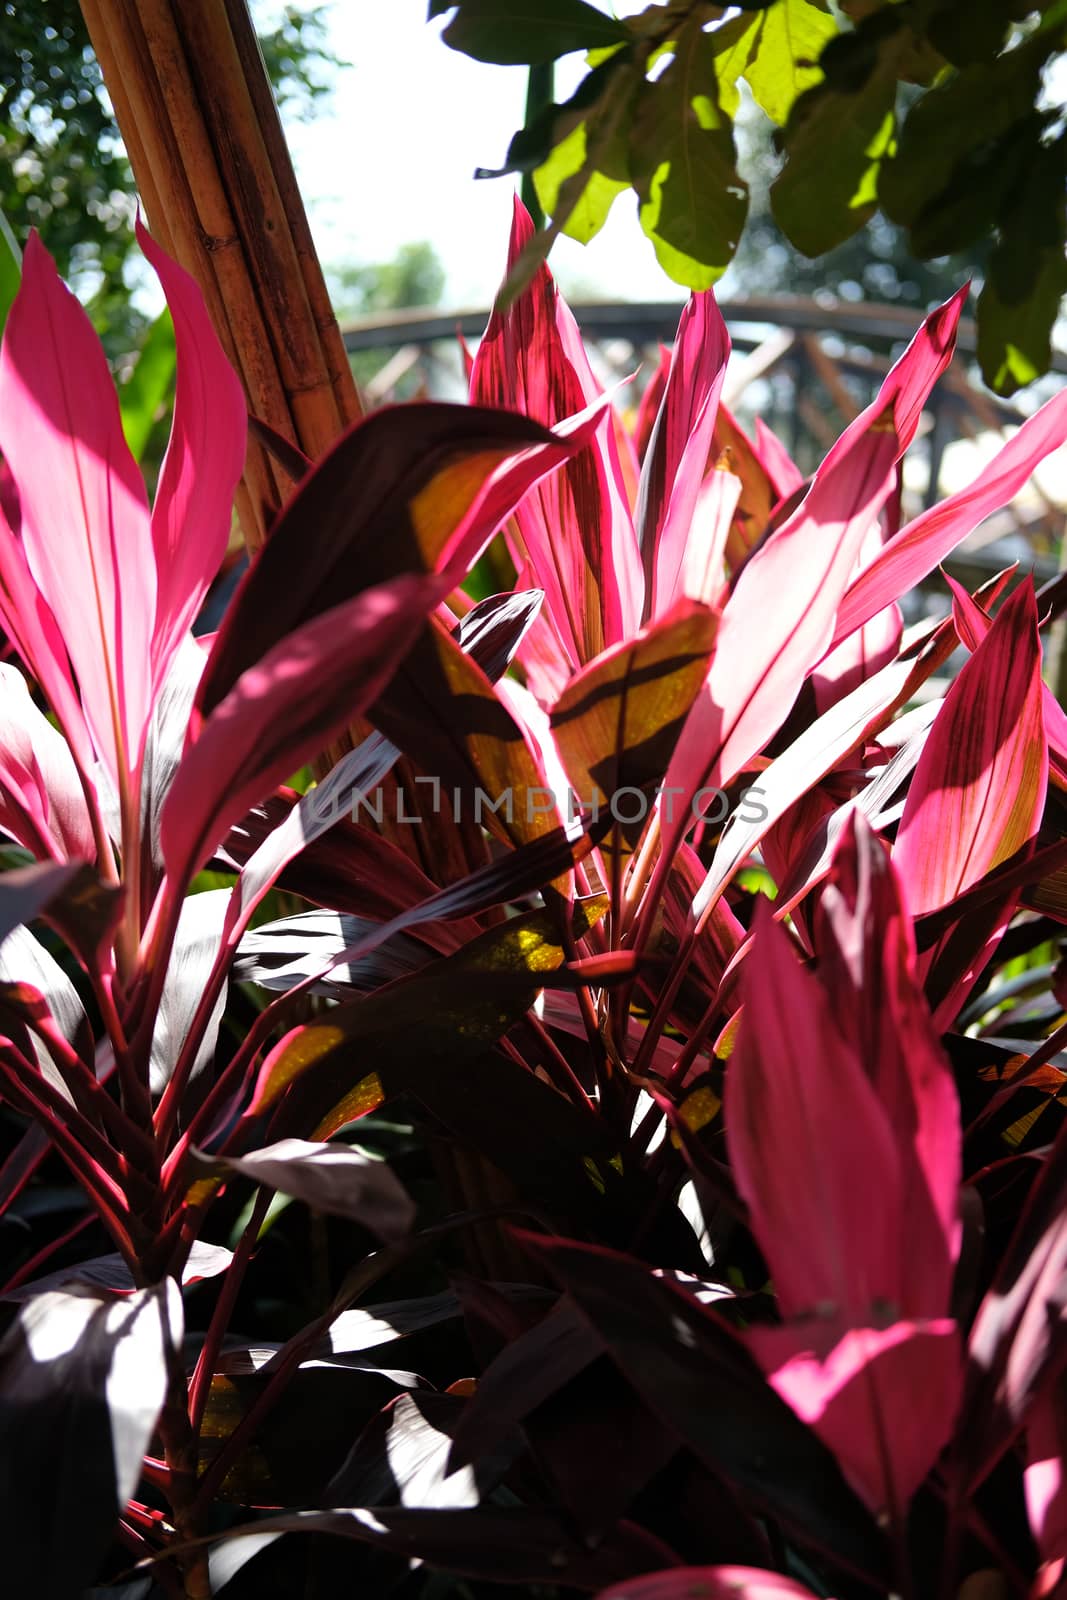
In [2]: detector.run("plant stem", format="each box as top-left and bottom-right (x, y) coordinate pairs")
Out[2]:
(158, 1349), (213, 1600)
(187, 1187), (269, 1435)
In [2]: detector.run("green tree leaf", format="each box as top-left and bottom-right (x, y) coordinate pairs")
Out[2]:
(630, 23), (748, 288)
(721, 0), (839, 127)
(0, 207), (20, 341)
(531, 69), (632, 245)
(534, 125), (630, 244)
(976, 143), (1067, 396)
(769, 19), (901, 257)
(978, 245), (1067, 397)
(432, 0), (630, 65)
(879, 43), (1049, 233)
(496, 56), (643, 308)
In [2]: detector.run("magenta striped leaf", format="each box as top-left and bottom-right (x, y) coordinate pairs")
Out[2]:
(0, 232), (155, 788)
(831, 388), (1067, 648)
(137, 221), (246, 693)
(636, 291), (731, 621)
(161, 574), (443, 887)
(470, 198), (642, 666)
(893, 580), (1048, 916)
(665, 411), (898, 809)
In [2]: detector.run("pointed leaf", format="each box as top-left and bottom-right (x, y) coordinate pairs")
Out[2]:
(0, 232), (155, 785)
(137, 221), (246, 691)
(0, 663), (94, 861)
(750, 1318), (962, 1513)
(0, 487), (95, 776)
(161, 574), (443, 885)
(728, 901), (907, 1324)
(199, 402), (601, 715)
(0, 1280), (182, 1600)
(893, 581), (1047, 916)
(666, 410), (898, 807)
(693, 638), (947, 925)
(196, 1138), (414, 1242)
(832, 388), (1067, 647)
(637, 293), (730, 619)
(471, 198), (641, 665)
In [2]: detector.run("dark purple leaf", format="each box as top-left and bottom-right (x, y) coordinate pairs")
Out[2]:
(195, 1139), (415, 1242)
(515, 1232), (889, 1584)
(0, 1280), (181, 1599)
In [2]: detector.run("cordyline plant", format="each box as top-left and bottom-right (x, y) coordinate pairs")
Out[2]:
(0, 201), (1066, 1600)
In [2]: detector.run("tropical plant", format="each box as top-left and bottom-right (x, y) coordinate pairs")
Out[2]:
(0, 203), (1065, 1600)
(0, 0), (341, 349)
(432, 0), (1067, 395)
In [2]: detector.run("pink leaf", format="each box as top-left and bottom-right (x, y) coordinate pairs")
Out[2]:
(814, 523), (902, 713)
(136, 221), (246, 692)
(0, 232), (154, 787)
(816, 812), (961, 1311)
(0, 467), (94, 776)
(471, 197), (642, 666)
(727, 901), (906, 1325)
(636, 292), (731, 620)
(693, 647), (931, 926)
(831, 387), (1067, 648)
(819, 286), (967, 480)
(755, 417), (804, 498)
(595, 1568), (820, 1600)
(0, 664), (94, 861)
(161, 573), (442, 887)
(749, 1318), (961, 1514)
(893, 580), (1047, 915)
(665, 411), (898, 809)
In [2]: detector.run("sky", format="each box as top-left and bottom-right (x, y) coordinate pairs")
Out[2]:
(279, 0), (687, 310)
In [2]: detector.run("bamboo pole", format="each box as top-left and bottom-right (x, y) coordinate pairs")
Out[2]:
(79, 0), (363, 551)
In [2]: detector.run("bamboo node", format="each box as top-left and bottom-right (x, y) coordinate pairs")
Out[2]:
(200, 229), (241, 253)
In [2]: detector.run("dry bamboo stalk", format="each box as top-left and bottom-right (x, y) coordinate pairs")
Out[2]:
(176, 1), (349, 458)
(81, 0), (278, 543)
(221, 0), (362, 432)
(79, 0), (363, 551)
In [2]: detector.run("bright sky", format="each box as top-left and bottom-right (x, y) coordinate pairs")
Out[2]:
(280, 0), (686, 309)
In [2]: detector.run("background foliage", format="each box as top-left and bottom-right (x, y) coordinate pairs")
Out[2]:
(433, 0), (1067, 394)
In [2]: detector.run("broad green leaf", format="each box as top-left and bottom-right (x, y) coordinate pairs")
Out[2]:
(630, 24), (748, 289)
(879, 46), (1048, 233)
(975, 141), (1067, 395)
(978, 246), (1067, 397)
(118, 309), (176, 462)
(433, 0), (629, 65)
(496, 58), (642, 308)
(0, 208), (20, 340)
(709, 12), (762, 118)
(485, 56), (625, 177)
(533, 121), (630, 244)
(719, 0), (839, 126)
(770, 51), (897, 256)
